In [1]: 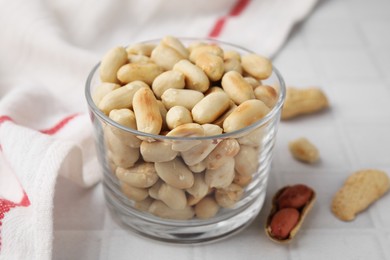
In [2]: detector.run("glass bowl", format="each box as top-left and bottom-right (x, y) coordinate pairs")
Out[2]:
(85, 38), (286, 244)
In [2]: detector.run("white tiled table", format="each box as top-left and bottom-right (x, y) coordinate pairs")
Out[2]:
(52, 0), (390, 259)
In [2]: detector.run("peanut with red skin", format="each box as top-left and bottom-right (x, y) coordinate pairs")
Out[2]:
(277, 184), (313, 209)
(269, 208), (300, 240)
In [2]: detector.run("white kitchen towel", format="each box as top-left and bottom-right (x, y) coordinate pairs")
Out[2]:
(0, 0), (317, 259)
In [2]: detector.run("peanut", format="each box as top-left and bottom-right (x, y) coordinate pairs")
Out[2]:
(100, 46), (128, 83)
(241, 53), (272, 80)
(277, 184), (314, 209)
(148, 179), (163, 199)
(254, 85), (278, 108)
(155, 158), (194, 189)
(189, 45), (224, 63)
(151, 43), (186, 70)
(126, 43), (156, 56)
(215, 183), (243, 208)
(98, 81), (148, 114)
(266, 184), (316, 243)
(92, 82), (120, 105)
(269, 208), (300, 240)
(132, 88), (162, 135)
(166, 123), (204, 152)
(166, 106), (193, 130)
(105, 128), (139, 168)
(162, 35), (189, 58)
(158, 183), (187, 210)
(201, 123), (223, 136)
(186, 173), (209, 204)
(161, 88), (204, 110)
(148, 200), (195, 220)
(181, 139), (220, 166)
(173, 59), (210, 93)
(152, 70), (185, 99)
(195, 196), (220, 219)
(192, 92), (230, 124)
(108, 109), (141, 148)
(116, 163), (158, 188)
(140, 140), (178, 162)
(206, 138), (240, 170)
(223, 99), (270, 133)
(221, 71), (255, 105)
(234, 145), (258, 176)
(117, 62), (163, 85)
(289, 137), (319, 164)
(205, 157), (235, 188)
(120, 182), (149, 202)
(332, 169), (390, 221)
(195, 52), (224, 81)
(282, 87), (329, 120)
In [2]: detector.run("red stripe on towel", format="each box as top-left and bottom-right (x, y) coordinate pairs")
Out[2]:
(0, 116), (13, 125)
(208, 0), (251, 37)
(0, 192), (30, 249)
(40, 113), (79, 135)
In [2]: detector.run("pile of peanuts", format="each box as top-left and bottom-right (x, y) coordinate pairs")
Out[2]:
(93, 36), (279, 220)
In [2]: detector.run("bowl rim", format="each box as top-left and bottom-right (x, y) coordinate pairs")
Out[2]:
(85, 37), (286, 141)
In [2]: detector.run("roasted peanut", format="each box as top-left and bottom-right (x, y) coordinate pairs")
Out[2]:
(133, 88), (162, 135)
(181, 139), (221, 166)
(162, 35), (189, 59)
(204, 86), (224, 95)
(206, 138), (240, 170)
(237, 127), (263, 147)
(151, 43), (186, 71)
(269, 208), (300, 240)
(156, 100), (168, 131)
(148, 200), (195, 220)
(215, 183), (243, 208)
(155, 158), (194, 189)
(186, 173), (209, 205)
(195, 196), (220, 219)
(189, 161), (207, 173)
(126, 43), (156, 56)
(241, 53), (272, 80)
(173, 59), (210, 93)
(158, 183), (187, 210)
(100, 46), (128, 83)
(98, 81), (148, 114)
(189, 45), (224, 63)
(233, 172), (252, 187)
(224, 58), (242, 74)
(108, 109), (141, 148)
(205, 157), (235, 188)
(92, 82), (120, 105)
(332, 169), (390, 221)
(192, 92), (230, 124)
(140, 140), (178, 162)
(234, 145), (258, 176)
(116, 163), (158, 188)
(277, 184), (314, 209)
(117, 62), (163, 85)
(282, 87), (329, 120)
(289, 138), (319, 164)
(201, 124), (223, 136)
(120, 182), (149, 201)
(127, 54), (151, 64)
(166, 106), (193, 130)
(195, 52), (224, 81)
(223, 99), (270, 133)
(166, 123), (205, 151)
(105, 128), (140, 168)
(148, 179), (163, 199)
(221, 71), (255, 105)
(161, 88), (204, 110)
(152, 70), (185, 98)
(244, 77), (261, 88)
(223, 50), (241, 61)
(134, 197), (154, 211)
(212, 101), (237, 127)
(254, 85), (278, 108)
